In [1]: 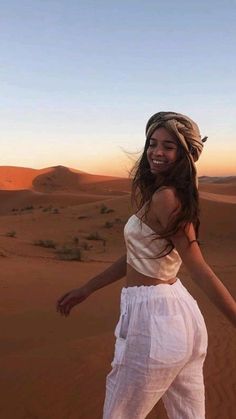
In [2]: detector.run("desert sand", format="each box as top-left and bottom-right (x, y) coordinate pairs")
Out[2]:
(0, 166), (235, 419)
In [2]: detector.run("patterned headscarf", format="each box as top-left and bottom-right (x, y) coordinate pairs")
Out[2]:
(145, 111), (207, 187)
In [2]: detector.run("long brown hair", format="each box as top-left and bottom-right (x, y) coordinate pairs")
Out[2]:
(130, 124), (200, 255)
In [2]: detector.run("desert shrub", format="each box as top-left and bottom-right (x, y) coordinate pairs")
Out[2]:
(106, 208), (114, 214)
(100, 204), (107, 214)
(104, 221), (114, 228)
(20, 205), (34, 211)
(78, 215), (88, 220)
(42, 206), (52, 212)
(81, 241), (92, 250)
(6, 231), (16, 238)
(33, 239), (56, 248)
(25, 205), (34, 210)
(52, 208), (60, 214)
(56, 246), (83, 261)
(73, 236), (79, 245)
(85, 232), (104, 241)
(100, 204), (114, 214)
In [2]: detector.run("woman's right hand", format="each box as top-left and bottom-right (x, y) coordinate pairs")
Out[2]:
(56, 286), (90, 317)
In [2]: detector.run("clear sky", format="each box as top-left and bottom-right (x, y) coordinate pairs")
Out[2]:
(1, 0), (236, 177)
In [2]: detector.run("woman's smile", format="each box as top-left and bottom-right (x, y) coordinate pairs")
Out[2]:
(150, 159), (169, 172)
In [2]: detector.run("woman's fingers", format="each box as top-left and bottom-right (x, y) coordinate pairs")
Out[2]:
(57, 299), (71, 314)
(57, 292), (78, 316)
(64, 302), (73, 316)
(56, 291), (74, 313)
(57, 302), (70, 316)
(57, 292), (70, 306)
(56, 287), (89, 316)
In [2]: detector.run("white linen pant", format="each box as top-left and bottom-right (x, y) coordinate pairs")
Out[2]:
(103, 279), (208, 419)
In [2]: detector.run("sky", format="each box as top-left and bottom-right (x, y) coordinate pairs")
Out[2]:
(1, 0), (236, 177)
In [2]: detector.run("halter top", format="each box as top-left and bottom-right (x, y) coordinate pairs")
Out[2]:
(124, 214), (182, 280)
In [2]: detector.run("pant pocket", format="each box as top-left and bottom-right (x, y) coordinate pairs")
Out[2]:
(112, 310), (130, 366)
(149, 314), (188, 365)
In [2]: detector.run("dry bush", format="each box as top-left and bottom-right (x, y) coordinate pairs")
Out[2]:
(104, 221), (114, 228)
(42, 206), (52, 212)
(85, 231), (104, 241)
(56, 246), (83, 261)
(100, 204), (114, 214)
(80, 241), (92, 250)
(5, 231), (16, 238)
(33, 239), (56, 248)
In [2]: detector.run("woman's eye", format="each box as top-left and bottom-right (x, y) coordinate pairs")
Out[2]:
(148, 142), (177, 150)
(164, 145), (177, 151)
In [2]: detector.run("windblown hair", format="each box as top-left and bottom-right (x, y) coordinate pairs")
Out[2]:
(130, 124), (200, 256)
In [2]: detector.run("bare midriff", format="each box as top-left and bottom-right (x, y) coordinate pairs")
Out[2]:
(125, 263), (177, 287)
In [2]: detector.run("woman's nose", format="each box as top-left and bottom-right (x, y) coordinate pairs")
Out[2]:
(153, 145), (164, 156)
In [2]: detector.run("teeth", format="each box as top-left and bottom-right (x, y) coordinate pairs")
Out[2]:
(153, 160), (165, 164)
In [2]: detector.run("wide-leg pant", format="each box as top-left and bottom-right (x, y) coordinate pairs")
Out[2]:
(103, 278), (208, 419)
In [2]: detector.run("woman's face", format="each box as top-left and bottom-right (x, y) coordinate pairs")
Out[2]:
(146, 127), (179, 174)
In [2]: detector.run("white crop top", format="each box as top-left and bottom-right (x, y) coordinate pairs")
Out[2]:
(124, 214), (182, 280)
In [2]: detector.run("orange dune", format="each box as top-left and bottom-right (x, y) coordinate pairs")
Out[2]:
(0, 165), (130, 193)
(0, 189), (130, 215)
(0, 166), (131, 215)
(0, 166), (235, 418)
(199, 177), (236, 196)
(199, 191), (236, 204)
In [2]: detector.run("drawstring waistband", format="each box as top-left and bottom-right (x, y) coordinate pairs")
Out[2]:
(121, 278), (193, 302)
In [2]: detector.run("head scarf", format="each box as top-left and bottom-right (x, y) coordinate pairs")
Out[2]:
(145, 111), (208, 187)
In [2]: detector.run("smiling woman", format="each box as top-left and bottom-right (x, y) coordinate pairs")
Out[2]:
(57, 111), (236, 419)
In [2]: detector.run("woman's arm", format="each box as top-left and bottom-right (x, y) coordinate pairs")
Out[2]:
(172, 229), (236, 327)
(57, 254), (126, 316)
(152, 187), (236, 327)
(84, 254), (127, 295)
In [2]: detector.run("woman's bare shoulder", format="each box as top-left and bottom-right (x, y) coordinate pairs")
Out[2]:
(150, 186), (181, 227)
(152, 186), (180, 208)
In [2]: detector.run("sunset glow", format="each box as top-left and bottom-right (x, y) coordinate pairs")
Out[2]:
(1, 1), (236, 177)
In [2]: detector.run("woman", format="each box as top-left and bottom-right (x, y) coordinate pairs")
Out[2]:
(57, 112), (236, 419)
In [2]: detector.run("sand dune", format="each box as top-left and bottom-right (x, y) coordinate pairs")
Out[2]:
(0, 165), (130, 193)
(0, 167), (235, 418)
(199, 175), (236, 184)
(0, 165), (131, 215)
(199, 191), (236, 204)
(0, 189), (130, 216)
(0, 166), (57, 190)
(199, 180), (236, 196)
